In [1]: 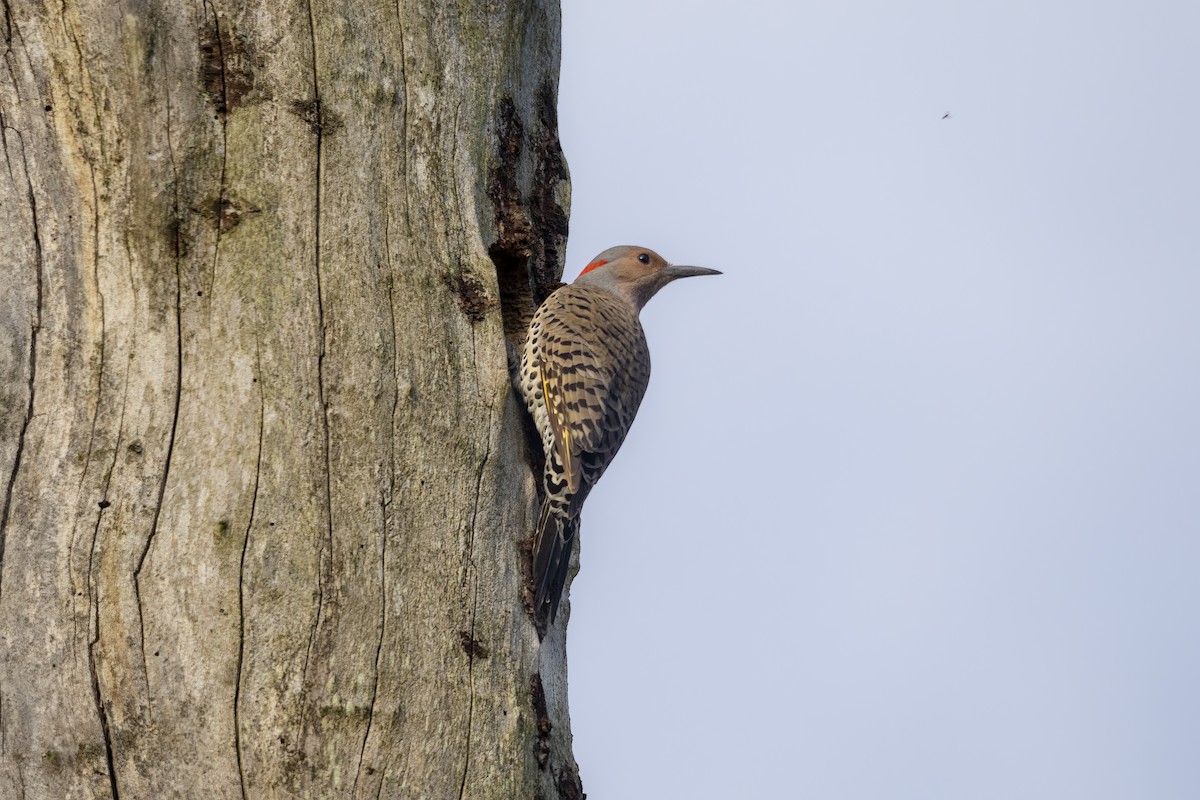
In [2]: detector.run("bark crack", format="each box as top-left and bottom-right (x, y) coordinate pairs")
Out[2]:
(352, 175), (398, 797)
(87, 647), (120, 800)
(0, 127), (42, 600)
(87, 367), (132, 800)
(133, 67), (184, 710)
(449, 103), (464, 233)
(59, 1), (86, 105)
(0, 126), (10, 182)
(234, 334), (264, 800)
(457, 656), (476, 800)
(69, 163), (105, 654)
(2, 6), (23, 94)
(352, 492), (388, 797)
(2, 0), (13, 55)
(0, 109), (14, 180)
(13, 758), (25, 799)
(457, 393), (494, 800)
(299, 0), (333, 718)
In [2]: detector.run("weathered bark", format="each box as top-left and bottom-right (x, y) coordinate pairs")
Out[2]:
(0, 1), (577, 797)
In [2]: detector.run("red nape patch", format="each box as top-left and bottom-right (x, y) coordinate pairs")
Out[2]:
(579, 259), (608, 277)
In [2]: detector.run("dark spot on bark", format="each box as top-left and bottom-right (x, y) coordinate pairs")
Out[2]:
(530, 79), (570, 291)
(289, 98), (343, 137)
(531, 672), (552, 769)
(519, 533), (551, 638)
(97, 500), (110, 509)
(555, 765), (586, 800)
(215, 199), (241, 232)
(44, 104), (52, 112)
(458, 631), (490, 659)
(213, 196), (259, 233)
(199, 16), (258, 117)
(191, 193), (260, 234)
(444, 271), (497, 323)
(217, 519), (230, 535)
(489, 96), (536, 347)
(164, 215), (188, 258)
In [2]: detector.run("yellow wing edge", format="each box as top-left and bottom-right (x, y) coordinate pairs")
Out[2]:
(540, 362), (578, 493)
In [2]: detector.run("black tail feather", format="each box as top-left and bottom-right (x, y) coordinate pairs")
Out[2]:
(532, 504), (578, 625)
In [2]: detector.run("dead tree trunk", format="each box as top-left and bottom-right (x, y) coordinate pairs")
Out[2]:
(0, 1), (577, 797)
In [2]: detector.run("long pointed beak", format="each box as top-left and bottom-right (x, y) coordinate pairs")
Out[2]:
(663, 264), (722, 279)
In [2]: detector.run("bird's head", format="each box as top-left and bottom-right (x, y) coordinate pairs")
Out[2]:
(572, 245), (721, 312)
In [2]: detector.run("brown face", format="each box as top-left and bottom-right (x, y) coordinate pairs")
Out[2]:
(613, 248), (673, 308)
(613, 248), (669, 283)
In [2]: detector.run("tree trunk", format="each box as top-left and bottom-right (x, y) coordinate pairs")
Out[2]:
(0, 1), (577, 797)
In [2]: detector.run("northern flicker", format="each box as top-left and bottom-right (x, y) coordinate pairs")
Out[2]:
(517, 245), (720, 624)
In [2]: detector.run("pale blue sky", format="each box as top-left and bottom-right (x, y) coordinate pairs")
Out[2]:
(557, 2), (1200, 798)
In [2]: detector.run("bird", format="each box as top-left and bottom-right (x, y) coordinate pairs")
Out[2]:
(516, 245), (720, 625)
(942, 112), (951, 119)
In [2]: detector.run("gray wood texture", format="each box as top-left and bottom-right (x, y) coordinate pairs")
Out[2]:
(0, 1), (578, 797)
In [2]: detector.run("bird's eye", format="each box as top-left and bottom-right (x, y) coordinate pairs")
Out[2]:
(637, 253), (651, 265)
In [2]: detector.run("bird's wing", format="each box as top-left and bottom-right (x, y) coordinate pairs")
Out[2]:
(532, 287), (652, 501)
